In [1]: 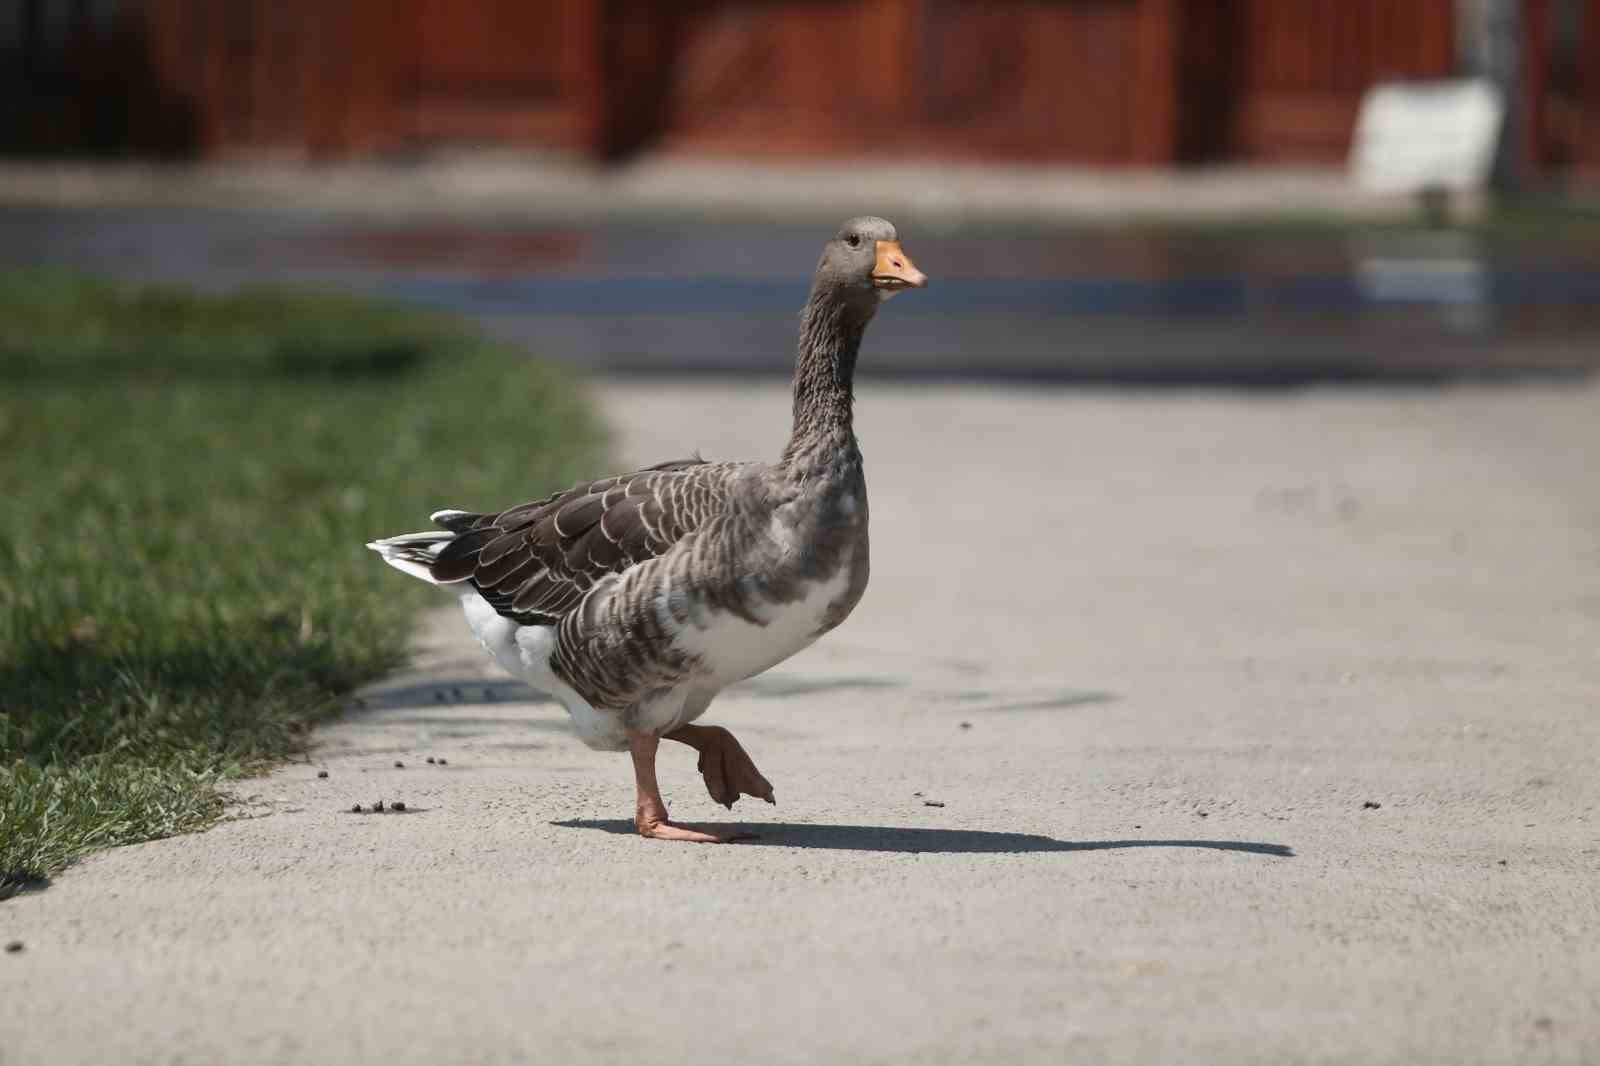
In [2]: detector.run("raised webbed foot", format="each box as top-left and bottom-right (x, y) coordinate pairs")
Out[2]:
(668, 724), (776, 810)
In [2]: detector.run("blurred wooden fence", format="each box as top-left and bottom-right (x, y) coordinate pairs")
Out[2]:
(0, 0), (1514, 168)
(1523, 0), (1600, 176)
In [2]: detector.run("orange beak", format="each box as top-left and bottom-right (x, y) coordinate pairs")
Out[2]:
(872, 240), (928, 291)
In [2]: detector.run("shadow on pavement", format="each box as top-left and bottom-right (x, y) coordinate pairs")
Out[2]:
(354, 677), (546, 711)
(0, 871), (52, 901)
(356, 673), (907, 710)
(553, 820), (1293, 857)
(732, 675), (905, 699)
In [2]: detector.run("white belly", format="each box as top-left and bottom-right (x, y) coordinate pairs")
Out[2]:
(455, 544), (854, 748)
(669, 551), (854, 688)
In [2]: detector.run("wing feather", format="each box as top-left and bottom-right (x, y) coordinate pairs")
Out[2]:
(427, 458), (749, 626)
(475, 543), (539, 587)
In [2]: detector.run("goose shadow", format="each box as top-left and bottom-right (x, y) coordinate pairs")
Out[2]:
(551, 820), (1293, 857)
(730, 675), (906, 699)
(353, 674), (906, 712)
(352, 677), (546, 712)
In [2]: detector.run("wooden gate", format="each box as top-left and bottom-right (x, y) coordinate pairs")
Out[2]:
(644, 0), (1179, 164)
(592, 0), (1454, 165)
(2, 0), (1461, 166)
(1181, 0), (1458, 162)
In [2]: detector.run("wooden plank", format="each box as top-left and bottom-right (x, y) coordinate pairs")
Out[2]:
(1419, 0), (1454, 73)
(1171, 0), (1230, 161)
(1132, 0), (1180, 164)
(415, 0), (565, 92)
(196, 1), (226, 151)
(564, 0), (606, 156)
(593, 0), (671, 157)
(1234, 93), (1363, 161)
(1225, 0), (1457, 162)
(410, 0), (600, 155)
(1522, 0), (1551, 173)
(1584, 0), (1600, 170)
(913, 0), (1141, 163)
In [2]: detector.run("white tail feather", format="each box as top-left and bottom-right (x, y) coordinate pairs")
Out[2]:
(366, 530), (462, 585)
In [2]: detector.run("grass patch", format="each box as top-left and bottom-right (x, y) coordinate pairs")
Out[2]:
(0, 271), (604, 893)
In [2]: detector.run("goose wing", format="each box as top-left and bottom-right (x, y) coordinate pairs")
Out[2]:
(428, 458), (749, 626)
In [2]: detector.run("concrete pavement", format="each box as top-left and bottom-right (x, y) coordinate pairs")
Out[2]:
(0, 157), (1425, 226)
(4, 378), (1598, 1065)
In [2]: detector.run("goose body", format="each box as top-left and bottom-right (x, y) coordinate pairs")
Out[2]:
(368, 217), (925, 841)
(409, 454), (867, 752)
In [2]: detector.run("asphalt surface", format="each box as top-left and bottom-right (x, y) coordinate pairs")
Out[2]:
(4, 377), (1598, 1065)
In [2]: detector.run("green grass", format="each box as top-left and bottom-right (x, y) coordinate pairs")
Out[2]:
(0, 271), (605, 895)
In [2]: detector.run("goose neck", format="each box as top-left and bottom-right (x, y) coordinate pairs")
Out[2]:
(784, 285), (873, 462)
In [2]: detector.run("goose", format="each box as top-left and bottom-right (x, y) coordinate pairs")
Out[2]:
(368, 217), (927, 842)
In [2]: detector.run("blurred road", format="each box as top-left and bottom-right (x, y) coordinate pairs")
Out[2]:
(6, 377), (1598, 1065)
(5, 204), (1600, 382)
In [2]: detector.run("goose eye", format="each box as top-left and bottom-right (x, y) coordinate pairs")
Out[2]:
(845, 234), (861, 249)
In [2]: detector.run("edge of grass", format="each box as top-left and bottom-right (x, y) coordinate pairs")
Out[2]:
(0, 271), (606, 892)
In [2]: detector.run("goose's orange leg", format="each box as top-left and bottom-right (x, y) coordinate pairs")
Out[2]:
(666, 724), (776, 809)
(628, 731), (724, 843)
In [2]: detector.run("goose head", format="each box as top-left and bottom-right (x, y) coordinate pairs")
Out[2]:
(812, 216), (928, 307)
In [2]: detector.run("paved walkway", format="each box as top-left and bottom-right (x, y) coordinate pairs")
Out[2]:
(4, 379), (1598, 1065)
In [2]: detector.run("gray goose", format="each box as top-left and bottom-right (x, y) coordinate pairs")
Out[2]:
(368, 217), (926, 842)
